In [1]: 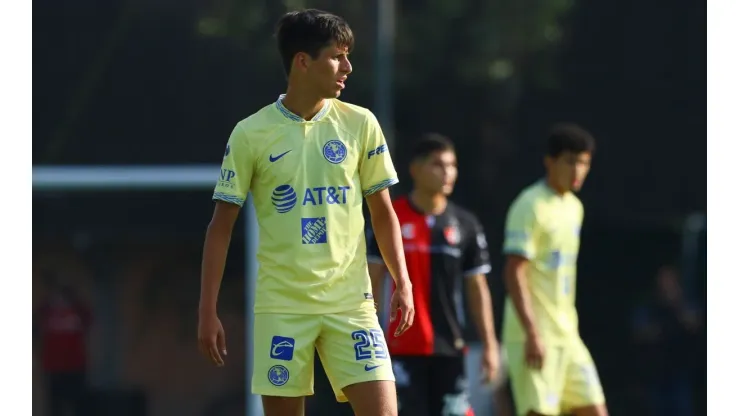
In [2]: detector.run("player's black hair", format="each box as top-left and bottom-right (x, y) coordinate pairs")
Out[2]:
(546, 123), (596, 157)
(275, 9), (355, 76)
(410, 133), (456, 162)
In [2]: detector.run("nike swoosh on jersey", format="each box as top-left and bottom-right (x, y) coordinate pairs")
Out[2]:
(364, 364), (382, 371)
(269, 150), (292, 162)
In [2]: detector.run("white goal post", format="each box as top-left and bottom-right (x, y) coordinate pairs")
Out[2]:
(33, 165), (264, 416)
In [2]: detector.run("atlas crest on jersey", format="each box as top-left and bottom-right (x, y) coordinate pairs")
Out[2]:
(444, 225), (461, 245)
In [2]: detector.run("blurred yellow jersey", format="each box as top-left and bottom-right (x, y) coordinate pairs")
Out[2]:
(502, 180), (584, 344)
(213, 95), (398, 315)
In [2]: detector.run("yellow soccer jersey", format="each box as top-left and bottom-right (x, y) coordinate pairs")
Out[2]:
(213, 95), (398, 315)
(502, 180), (584, 344)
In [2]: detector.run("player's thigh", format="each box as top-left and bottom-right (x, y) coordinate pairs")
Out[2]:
(393, 356), (430, 416)
(343, 380), (398, 416)
(429, 356), (473, 416)
(252, 313), (322, 398)
(261, 396), (306, 416)
(561, 339), (607, 415)
(504, 342), (568, 416)
(316, 307), (395, 403)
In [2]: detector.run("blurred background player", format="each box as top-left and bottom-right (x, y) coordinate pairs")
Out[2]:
(631, 265), (703, 416)
(197, 9), (414, 416)
(501, 124), (608, 416)
(368, 133), (500, 416)
(33, 274), (93, 416)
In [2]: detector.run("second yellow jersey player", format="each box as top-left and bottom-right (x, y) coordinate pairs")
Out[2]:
(501, 124), (608, 416)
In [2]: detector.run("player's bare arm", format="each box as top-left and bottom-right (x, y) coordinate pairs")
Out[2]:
(365, 188), (414, 336)
(465, 273), (500, 382)
(368, 262), (388, 312)
(504, 254), (545, 369)
(198, 201), (240, 366)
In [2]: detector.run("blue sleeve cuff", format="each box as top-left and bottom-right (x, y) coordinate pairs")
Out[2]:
(363, 178), (399, 197)
(213, 192), (245, 207)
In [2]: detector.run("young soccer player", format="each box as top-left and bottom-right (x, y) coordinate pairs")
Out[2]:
(197, 10), (414, 416)
(501, 123), (608, 416)
(367, 134), (500, 416)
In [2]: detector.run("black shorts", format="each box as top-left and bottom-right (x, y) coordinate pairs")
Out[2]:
(393, 355), (474, 416)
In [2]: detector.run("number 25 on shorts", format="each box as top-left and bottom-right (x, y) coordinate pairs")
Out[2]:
(352, 329), (388, 361)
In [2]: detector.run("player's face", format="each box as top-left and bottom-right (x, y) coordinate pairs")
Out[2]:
(303, 43), (352, 98)
(411, 150), (458, 196)
(545, 151), (592, 192)
(657, 267), (682, 303)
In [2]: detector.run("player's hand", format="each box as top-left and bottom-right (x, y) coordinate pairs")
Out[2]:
(390, 281), (414, 337)
(480, 345), (500, 384)
(525, 333), (545, 370)
(481, 347), (499, 384)
(198, 313), (227, 367)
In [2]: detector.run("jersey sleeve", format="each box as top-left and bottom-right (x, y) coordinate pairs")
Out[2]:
(462, 216), (493, 277)
(503, 196), (538, 260)
(213, 123), (253, 207)
(358, 111), (399, 197)
(365, 227), (384, 265)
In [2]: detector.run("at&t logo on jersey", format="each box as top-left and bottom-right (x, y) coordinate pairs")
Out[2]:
(302, 217), (327, 244)
(272, 185), (298, 213)
(323, 139), (347, 164)
(302, 186), (350, 206)
(270, 335), (295, 361)
(273, 185), (351, 213)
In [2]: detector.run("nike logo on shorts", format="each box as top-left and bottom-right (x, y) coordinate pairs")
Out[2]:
(364, 364), (382, 371)
(269, 150), (292, 162)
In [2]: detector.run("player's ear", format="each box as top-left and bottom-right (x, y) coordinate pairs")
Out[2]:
(294, 52), (311, 73)
(543, 155), (552, 170)
(408, 159), (419, 180)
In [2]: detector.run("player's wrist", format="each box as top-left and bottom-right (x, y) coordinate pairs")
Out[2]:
(198, 301), (218, 317)
(525, 326), (539, 340)
(394, 275), (412, 290)
(482, 338), (499, 352)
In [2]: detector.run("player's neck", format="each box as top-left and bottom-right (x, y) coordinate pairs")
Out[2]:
(282, 84), (326, 121)
(410, 190), (447, 215)
(545, 176), (569, 196)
